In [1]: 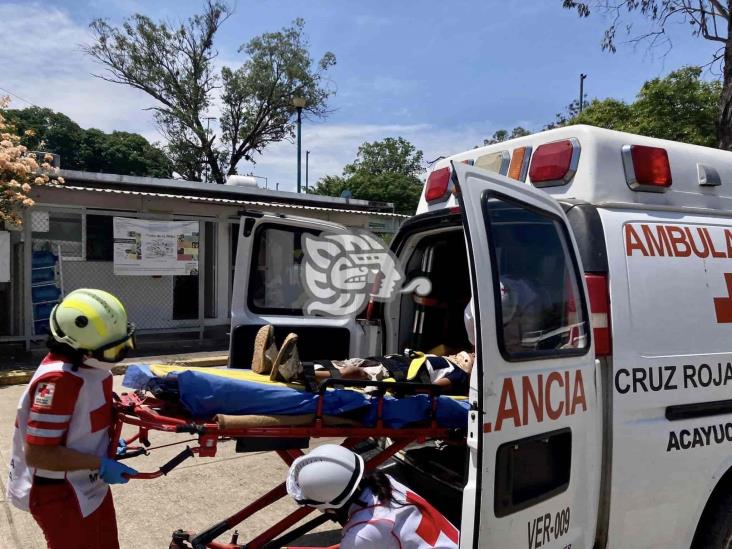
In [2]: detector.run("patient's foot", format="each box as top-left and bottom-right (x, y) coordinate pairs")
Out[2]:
(270, 333), (302, 382)
(252, 325), (278, 375)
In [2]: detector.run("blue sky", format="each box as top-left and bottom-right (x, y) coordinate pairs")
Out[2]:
(0, 0), (721, 190)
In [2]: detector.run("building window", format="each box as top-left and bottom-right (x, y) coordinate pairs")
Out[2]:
(31, 211), (84, 260)
(86, 214), (114, 261)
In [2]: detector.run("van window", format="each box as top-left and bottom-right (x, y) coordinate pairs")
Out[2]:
(484, 195), (589, 359)
(248, 225), (318, 315)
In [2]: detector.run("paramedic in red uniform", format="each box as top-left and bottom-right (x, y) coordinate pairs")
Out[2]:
(6, 289), (138, 549)
(287, 444), (459, 548)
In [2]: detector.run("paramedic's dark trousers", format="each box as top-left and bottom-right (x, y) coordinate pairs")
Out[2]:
(29, 481), (119, 549)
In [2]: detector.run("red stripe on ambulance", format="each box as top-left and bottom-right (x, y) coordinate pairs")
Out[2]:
(484, 370), (587, 433)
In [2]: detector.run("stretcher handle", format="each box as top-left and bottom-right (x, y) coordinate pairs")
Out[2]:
(129, 446), (195, 480)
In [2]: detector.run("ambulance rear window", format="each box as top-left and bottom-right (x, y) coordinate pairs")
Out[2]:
(483, 194), (590, 360)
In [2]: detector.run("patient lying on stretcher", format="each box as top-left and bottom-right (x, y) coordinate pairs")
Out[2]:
(250, 300), (477, 396)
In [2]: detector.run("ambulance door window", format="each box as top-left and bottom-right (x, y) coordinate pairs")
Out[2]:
(248, 224), (319, 316)
(484, 195), (589, 360)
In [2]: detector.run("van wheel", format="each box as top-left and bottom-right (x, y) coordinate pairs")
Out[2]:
(693, 492), (732, 549)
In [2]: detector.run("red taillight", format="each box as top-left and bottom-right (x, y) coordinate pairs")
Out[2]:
(585, 273), (611, 357)
(622, 144), (671, 191)
(425, 167), (451, 202)
(528, 138), (580, 186)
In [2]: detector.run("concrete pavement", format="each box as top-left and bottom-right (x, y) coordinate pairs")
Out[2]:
(0, 376), (341, 549)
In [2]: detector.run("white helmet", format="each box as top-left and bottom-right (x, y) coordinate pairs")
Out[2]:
(287, 445), (364, 510)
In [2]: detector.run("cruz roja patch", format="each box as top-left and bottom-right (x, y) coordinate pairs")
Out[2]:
(33, 382), (56, 408)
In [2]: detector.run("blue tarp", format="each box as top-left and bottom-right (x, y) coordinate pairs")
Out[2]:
(123, 364), (469, 429)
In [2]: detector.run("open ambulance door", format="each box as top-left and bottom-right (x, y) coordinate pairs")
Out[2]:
(453, 162), (601, 549)
(228, 211), (378, 369)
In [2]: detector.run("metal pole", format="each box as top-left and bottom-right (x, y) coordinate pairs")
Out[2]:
(204, 117), (215, 183)
(579, 73), (587, 113)
(296, 107), (302, 193)
(305, 150), (310, 192)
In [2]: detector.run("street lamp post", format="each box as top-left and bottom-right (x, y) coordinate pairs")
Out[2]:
(579, 73), (587, 113)
(292, 96), (306, 193)
(203, 116), (216, 183)
(305, 150), (310, 192)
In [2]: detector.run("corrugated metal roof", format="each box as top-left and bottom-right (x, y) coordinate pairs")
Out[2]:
(45, 184), (409, 218)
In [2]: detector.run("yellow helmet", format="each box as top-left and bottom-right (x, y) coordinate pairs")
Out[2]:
(49, 289), (135, 363)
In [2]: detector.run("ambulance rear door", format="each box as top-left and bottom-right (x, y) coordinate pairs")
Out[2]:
(229, 211), (373, 368)
(452, 162), (601, 549)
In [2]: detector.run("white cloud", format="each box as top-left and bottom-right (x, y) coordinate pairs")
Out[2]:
(0, 2), (512, 195)
(239, 121), (491, 192)
(0, 2), (159, 136)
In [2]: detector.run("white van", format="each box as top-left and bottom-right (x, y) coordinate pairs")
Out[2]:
(230, 124), (732, 548)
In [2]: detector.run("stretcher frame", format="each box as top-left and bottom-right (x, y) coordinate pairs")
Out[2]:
(111, 378), (465, 549)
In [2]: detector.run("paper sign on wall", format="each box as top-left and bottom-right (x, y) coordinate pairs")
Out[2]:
(113, 217), (199, 276)
(0, 231), (9, 283)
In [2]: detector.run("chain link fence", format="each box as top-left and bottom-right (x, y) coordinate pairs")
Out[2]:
(25, 208), (211, 339)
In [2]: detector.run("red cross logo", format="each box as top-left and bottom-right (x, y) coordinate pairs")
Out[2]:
(406, 491), (459, 545)
(38, 385), (51, 397)
(714, 273), (732, 323)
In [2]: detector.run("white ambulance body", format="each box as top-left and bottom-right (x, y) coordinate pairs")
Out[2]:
(230, 124), (732, 548)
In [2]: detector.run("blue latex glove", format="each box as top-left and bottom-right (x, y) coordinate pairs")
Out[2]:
(116, 439), (127, 456)
(100, 457), (138, 484)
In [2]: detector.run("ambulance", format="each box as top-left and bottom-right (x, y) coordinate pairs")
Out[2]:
(229, 124), (732, 548)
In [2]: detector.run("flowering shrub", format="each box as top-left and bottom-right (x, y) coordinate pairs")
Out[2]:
(0, 97), (63, 227)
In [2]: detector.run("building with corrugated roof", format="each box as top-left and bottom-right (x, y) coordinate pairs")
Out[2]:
(0, 170), (405, 347)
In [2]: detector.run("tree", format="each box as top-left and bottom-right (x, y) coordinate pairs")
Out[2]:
(0, 98), (61, 227)
(80, 129), (174, 177)
(344, 137), (424, 177)
(309, 137), (424, 214)
(85, 2), (336, 184)
(6, 107), (173, 177)
(4, 107), (85, 169)
(481, 126), (531, 146)
(551, 66), (721, 147)
(562, 1), (732, 149)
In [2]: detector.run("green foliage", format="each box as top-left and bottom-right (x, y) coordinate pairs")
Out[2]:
(626, 66), (721, 146)
(552, 67), (721, 147)
(561, 1), (732, 148)
(481, 126), (531, 146)
(309, 137), (424, 214)
(86, 3), (335, 183)
(6, 107), (173, 177)
(344, 137), (424, 177)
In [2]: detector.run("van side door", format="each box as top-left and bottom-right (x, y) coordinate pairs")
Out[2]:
(229, 212), (368, 368)
(453, 162), (601, 549)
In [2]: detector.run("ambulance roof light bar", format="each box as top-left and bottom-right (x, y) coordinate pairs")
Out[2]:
(622, 144), (672, 192)
(528, 138), (581, 188)
(508, 146), (532, 182)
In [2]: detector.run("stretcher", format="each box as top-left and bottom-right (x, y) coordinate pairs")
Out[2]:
(112, 373), (467, 549)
